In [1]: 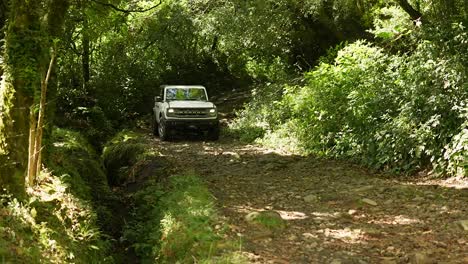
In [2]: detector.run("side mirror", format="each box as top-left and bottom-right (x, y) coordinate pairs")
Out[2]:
(155, 96), (162, 102)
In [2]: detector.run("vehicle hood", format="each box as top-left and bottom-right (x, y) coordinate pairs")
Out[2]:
(168, 101), (215, 109)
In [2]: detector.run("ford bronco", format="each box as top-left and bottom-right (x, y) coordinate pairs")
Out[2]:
(152, 85), (220, 141)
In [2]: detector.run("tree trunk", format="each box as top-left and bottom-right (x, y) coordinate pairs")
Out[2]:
(82, 15), (90, 90)
(1, 0), (68, 192)
(29, 50), (56, 184)
(0, 0), (42, 195)
(41, 0), (70, 168)
(27, 106), (37, 186)
(397, 0), (423, 21)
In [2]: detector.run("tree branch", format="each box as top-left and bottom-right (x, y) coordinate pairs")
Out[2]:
(396, 0), (422, 21)
(90, 0), (163, 13)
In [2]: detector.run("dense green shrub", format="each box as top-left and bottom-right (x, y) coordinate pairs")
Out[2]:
(235, 22), (467, 176)
(228, 82), (301, 143)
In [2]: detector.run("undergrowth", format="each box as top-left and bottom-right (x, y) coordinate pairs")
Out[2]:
(230, 22), (468, 177)
(102, 130), (245, 262)
(0, 127), (114, 263)
(124, 173), (245, 263)
(102, 130), (160, 186)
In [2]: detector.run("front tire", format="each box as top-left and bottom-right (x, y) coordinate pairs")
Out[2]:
(207, 125), (220, 141)
(151, 116), (158, 136)
(158, 117), (171, 141)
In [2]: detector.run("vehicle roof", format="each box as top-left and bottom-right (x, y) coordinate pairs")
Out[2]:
(160, 85), (206, 89)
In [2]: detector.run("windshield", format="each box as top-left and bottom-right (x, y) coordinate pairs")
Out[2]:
(165, 87), (207, 101)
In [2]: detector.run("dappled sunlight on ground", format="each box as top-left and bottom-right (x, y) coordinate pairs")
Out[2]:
(368, 215), (423, 225)
(277, 210), (308, 220)
(321, 228), (366, 244)
(231, 204), (309, 221)
(413, 176), (468, 189)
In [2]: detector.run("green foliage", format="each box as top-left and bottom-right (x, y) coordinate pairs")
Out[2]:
(228, 82), (299, 142)
(46, 127), (119, 235)
(124, 173), (244, 263)
(249, 212), (286, 231)
(235, 21), (468, 176)
(55, 103), (114, 148)
(102, 130), (159, 185)
(47, 128), (111, 200)
(53, 0), (383, 127)
(369, 6), (413, 41)
(0, 173), (113, 263)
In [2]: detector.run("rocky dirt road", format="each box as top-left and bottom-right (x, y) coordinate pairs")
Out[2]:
(152, 134), (468, 264)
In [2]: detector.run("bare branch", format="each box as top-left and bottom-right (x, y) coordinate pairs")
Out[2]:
(90, 0), (163, 14)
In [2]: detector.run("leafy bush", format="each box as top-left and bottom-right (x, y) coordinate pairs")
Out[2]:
(228, 82), (300, 143)
(124, 173), (244, 263)
(236, 22), (468, 176)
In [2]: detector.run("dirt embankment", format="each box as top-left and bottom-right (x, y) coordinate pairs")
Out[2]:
(153, 134), (468, 264)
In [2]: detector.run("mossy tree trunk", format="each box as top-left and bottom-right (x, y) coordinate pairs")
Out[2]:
(0, 0), (44, 194)
(0, 0), (69, 193)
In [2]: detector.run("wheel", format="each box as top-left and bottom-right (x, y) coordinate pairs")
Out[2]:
(158, 117), (171, 141)
(207, 124), (220, 141)
(151, 116), (158, 136)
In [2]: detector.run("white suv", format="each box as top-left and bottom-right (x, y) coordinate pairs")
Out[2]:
(152, 85), (220, 140)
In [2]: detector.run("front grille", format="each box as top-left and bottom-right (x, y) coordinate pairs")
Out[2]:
(173, 108), (210, 118)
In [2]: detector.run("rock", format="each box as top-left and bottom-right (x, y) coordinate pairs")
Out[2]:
(348, 209), (357, 215)
(456, 220), (468, 231)
(245, 210), (285, 229)
(361, 198), (378, 206)
(245, 212), (260, 223)
(410, 253), (434, 264)
(380, 257), (397, 264)
(330, 259), (342, 264)
(225, 152), (241, 160)
(384, 199), (393, 205)
(354, 185), (374, 192)
(302, 232), (317, 240)
(303, 194), (318, 203)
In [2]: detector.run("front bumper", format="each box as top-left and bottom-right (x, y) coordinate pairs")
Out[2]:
(165, 118), (219, 130)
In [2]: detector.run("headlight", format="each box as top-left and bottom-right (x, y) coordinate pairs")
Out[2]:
(208, 108), (217, 116)
(166, 108), (176, 117)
